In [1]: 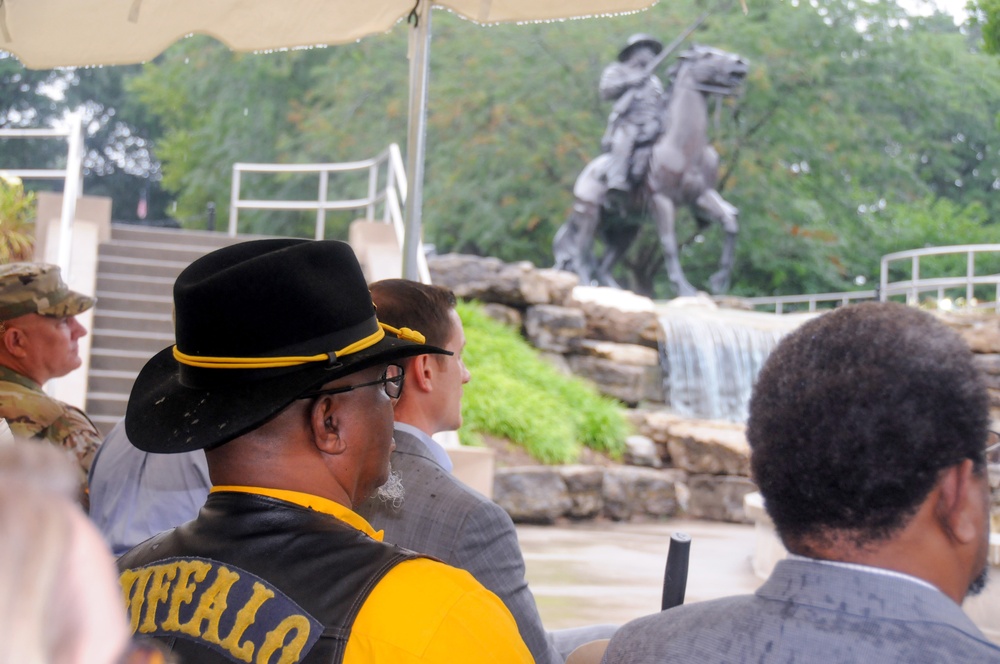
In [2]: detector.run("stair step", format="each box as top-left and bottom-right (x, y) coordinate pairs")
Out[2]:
(94, 291), (174, 315)
(91, 329), (174, 354)
(99, 240), (216, 264)
(88, 369), (139, 394)
(93, 310), (173, 334)
(96, 273), (175, 298)
(109, 223), (280, 247)
(85, 391), (130, 418)
(96, 255), (192, 280)
(90, 348), (158, 372)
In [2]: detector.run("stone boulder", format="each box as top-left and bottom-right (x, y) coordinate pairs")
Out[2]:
(666, 421), (750, 476)
(524, 305), (586, 353)
(628, 409), (749, 473)
(570, 286), (661, 348)
(428, 254), (578, 308)
(481, 303), (523, 330)
(623, 434), (661, 468)
(567, 354), (664, 405)
(493, 467), (571, 524)
(574, 339), (661, 366)
(686, 474), (757, 523)
(938, 311), (1000, 354)
(602, 467), (685, 521)
(558, 465), (605, 519)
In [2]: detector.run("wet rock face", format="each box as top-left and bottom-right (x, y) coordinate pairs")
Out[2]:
(428, 254), (1000, 525)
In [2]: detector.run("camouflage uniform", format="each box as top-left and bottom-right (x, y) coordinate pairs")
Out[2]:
(0, 263), (98, 491)
(0, 365), (100, 475)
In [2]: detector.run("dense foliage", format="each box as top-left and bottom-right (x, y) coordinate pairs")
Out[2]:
(0, 56), (170, 222)
(458, 301), (629, 463)
(2, 0), (998, 298)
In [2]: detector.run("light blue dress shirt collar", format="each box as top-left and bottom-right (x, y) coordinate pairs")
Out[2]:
(393, 421), (454, 473)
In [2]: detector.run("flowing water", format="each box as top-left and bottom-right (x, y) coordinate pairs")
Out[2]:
(658, 306), (811, 422)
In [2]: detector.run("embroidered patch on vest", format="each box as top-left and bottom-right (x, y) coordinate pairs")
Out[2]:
(120, 557), (323, 663)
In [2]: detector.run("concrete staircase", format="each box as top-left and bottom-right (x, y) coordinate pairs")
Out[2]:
(86, 224), (271, 435)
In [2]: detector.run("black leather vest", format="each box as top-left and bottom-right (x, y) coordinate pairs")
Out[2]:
(117, 492), (421, 664)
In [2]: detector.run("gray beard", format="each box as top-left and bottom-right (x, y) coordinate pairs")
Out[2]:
(376, 466), (405, 509)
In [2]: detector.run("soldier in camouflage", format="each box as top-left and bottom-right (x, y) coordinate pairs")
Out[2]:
(0, 262), (100, 504)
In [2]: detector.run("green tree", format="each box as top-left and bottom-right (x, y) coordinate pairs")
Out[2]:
(127, 0), (1000, 298)
(0, 54), (169, 222)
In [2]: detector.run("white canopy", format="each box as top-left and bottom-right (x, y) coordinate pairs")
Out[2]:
(1, 0), (658, 69)
(0, 0), (660, 278)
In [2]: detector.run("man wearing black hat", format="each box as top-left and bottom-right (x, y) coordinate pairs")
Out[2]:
(116, 239), (532, 664)
(599, 34), (666, 200)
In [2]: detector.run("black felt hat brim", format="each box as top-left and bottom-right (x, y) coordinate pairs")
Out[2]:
(126, 334), (442, 454)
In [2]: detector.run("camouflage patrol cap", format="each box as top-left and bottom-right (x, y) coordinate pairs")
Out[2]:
(0, 263), (95, 321)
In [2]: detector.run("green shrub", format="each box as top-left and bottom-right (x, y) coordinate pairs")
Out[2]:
(458, 300), (629, 463)
(0, 177), (35, 263)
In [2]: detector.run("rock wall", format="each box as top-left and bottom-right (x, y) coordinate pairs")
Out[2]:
(429, 253), (1000, 527)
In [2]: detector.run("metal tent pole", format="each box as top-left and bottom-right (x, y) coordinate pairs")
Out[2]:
(403, 0), (432, 282)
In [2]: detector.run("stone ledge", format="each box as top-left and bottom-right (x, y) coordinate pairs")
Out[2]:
(492, 465), (756, 525)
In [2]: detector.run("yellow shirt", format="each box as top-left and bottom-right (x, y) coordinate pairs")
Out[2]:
(213, 486), (535, 664)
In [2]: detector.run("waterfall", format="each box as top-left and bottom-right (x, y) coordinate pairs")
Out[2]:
(658, 307), (807, 422)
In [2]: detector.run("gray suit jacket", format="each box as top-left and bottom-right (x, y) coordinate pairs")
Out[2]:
(602, 558), (1000, 663)
(358, 429), (560, 664)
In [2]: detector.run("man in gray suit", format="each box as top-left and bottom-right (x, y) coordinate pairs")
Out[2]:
(358, 279), (615, 664)
(603, 302), (999, 663)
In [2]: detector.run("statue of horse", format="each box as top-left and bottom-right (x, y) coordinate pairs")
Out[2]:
(553, 45), (748, 297)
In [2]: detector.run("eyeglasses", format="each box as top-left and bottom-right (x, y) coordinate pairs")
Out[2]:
(299, 364), (404, 401)
(987, 430), (1000, 466)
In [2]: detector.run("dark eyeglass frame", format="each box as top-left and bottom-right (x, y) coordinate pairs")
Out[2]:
(299, 364), (404, 401)
(986, 430), (1000, 465)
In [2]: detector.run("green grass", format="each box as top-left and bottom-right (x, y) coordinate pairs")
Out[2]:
(457, 301), (629, 463)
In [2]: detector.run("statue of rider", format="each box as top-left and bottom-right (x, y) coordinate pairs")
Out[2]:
(599, 34), (666, 205)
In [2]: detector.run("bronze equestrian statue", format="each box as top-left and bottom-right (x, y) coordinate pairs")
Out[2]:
(553, 43), (748, 297)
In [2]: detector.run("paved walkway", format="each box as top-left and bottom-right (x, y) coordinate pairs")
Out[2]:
(517, 519), (762, 629)
(517, 519), (1000, 645)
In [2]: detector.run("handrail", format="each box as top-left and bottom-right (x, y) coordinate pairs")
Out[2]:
(880, 244), (1000, 311)
(0, 112), (84, 272)
(743, 244), (1000, 314)
(228, 144), (429, 283)
(741, 290), (877, 315)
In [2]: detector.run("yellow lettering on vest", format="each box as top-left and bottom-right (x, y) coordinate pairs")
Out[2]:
(217, 581), (276, 662)
(120, 567), (155, 634)
(179, 566), (241, 643)
(255, 615), (312, 664)
(139, 564), (179, 634)
(163, 560), (212, 631)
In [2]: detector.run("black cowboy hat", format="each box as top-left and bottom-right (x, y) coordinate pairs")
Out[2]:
(125, 238), (448, 454)
(618, 33), (664, 62)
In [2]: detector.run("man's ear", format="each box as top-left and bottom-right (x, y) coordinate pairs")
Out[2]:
(1, 326), (27, 357)
(934, 459), (982, 545)
(407, 354), (435, 393)
(308, 396), (347, 455)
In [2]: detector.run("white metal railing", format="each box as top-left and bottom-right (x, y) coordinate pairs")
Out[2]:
(741, 290), (878, 315)
(743, 244), (1000, 314)
(0, 113), (84, 271)
(880, 244), (1000, 311)
(228, 144), (429, 282)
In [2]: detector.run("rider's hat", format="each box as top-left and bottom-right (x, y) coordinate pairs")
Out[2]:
(619, 34), (664, 62)
(125, 238), (449, 454)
